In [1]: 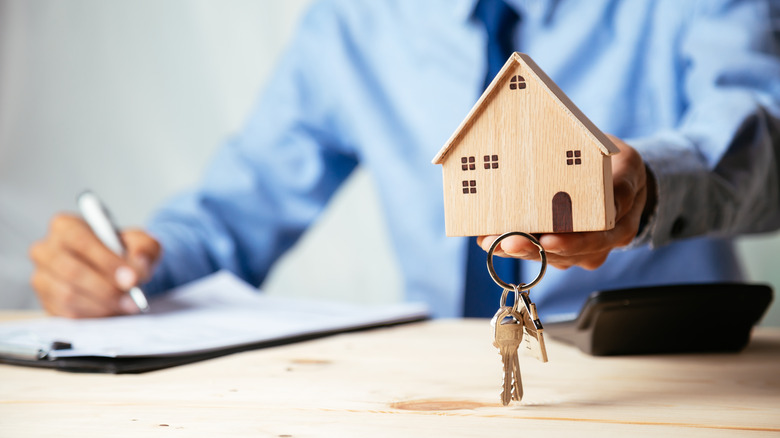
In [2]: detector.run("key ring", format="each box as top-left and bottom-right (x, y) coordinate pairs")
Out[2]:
(499, 284), (522, 313)
(486, 231), (547, 292)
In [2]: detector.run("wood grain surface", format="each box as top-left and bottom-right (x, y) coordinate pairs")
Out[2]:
(1, 314), (778, 437)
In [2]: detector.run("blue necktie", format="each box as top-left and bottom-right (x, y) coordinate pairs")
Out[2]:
(462, 0), (521, 317)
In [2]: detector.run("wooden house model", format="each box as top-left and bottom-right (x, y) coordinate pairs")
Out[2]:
(432, 53), (620, 237)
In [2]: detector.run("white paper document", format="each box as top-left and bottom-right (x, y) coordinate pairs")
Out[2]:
(0, 271), (428, 359)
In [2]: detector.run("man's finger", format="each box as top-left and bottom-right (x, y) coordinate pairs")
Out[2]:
(46, 244), (125, 305)
(31, 269), (121, 318)
(123, 229), (161, 281)
(607, 135), (647, 222)
(49, 214), (133, 290)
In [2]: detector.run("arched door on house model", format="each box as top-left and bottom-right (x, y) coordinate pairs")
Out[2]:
(552, 191), (573, 232)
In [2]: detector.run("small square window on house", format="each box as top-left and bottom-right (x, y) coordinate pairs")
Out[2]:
(461, 156), (476, 171)
(461, 180), (477, 194)
(484, 154), (499, 169)
(566, 150), (582, 165)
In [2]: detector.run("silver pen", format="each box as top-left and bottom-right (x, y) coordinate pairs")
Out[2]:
(77, 190), (150, 313)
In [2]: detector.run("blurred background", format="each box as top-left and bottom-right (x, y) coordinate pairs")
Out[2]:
(0, 0), (778, 325)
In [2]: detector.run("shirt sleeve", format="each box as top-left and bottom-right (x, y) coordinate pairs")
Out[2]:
(143, 2), (358, 295)
(629, 0), (780, 248)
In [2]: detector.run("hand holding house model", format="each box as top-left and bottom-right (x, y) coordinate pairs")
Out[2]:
(432, 53), (624, 405)
(432, 53), (620, 237)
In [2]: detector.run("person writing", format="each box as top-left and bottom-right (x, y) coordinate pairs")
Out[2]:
(29, 0), (780, 319)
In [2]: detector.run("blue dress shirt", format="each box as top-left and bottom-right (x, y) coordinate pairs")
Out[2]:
(145, 0), (780, 319)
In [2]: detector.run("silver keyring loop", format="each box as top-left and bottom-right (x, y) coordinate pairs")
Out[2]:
(499, 284), (522, 313)
(486, 231), (547, 291)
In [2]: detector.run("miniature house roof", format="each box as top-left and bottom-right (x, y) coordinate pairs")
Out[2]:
(431, 52), (619, 165)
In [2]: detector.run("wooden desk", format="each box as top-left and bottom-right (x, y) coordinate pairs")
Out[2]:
(1, 316), (778, 437)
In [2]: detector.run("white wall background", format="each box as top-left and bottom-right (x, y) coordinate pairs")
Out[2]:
(1, 1), (778, 325)
(0, 0), (402, 310)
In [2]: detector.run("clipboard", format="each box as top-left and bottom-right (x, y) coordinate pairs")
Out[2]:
(0, 272), (429, 373)
(0, 320), (425, 373)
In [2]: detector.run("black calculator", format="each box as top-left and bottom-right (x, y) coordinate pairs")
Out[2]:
(544, 283), (773, 356)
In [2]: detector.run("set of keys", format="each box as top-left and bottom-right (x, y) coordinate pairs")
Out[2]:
(485, 232), (549, 406)
(491, 286), (548, 405)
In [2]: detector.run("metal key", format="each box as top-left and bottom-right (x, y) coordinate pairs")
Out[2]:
(518, 293), (548, 363)
(491, 306), (524, 405)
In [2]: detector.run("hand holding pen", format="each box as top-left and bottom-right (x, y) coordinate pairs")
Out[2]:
(29, 191), (161, 318)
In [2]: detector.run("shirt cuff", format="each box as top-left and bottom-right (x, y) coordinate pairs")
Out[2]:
(624, 132), (709, 249)
(627, 164), (659, 248)
(141, 221), (216, 297)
